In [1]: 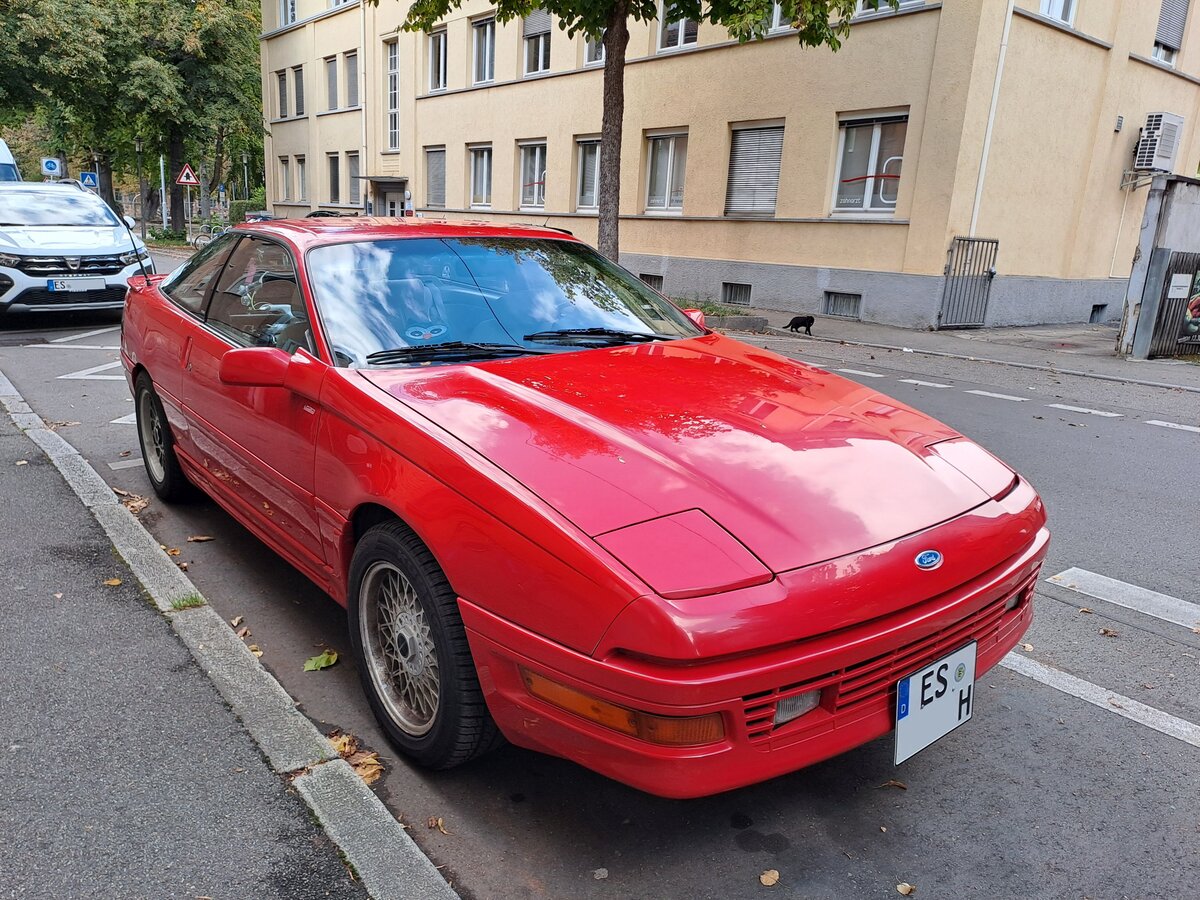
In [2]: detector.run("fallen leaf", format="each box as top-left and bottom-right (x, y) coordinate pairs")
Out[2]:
(1192, 625), (1200, 635)
(759, 869), (780, 887)
(53, 592), (63, 599)
(119, 450), (131, 458)
(592, 868), (609, 881)
(897, 884), (916, 896)
(880, 826), (887, 832)
(15, 460), (27, 466)
(114, 488), (131, 497)
(166, 547), (181, 557)
(1108, 698), (1124, 709)
(47, 420), (80, 430)
(235, 626), (251, 639)
(102, 578), (122, 587)
(230, 616), (244, 628)
(176, 561), (189, 572)
(187, 535), (214, 543)
(1100, 628), (1119, 638)
(1021, 643), (1034, 652)
(247, 644), (263, 657)
(1142, 683), (1156, 690)
(348, 750), (384, 784)
(328, 731), (359, 757)
(120, 493), (149, 515)
(426, 816), (451, 835)
(303, 649), (338, 671)
(878, 779), (907, 790)
(1078, 607), (1093, 614)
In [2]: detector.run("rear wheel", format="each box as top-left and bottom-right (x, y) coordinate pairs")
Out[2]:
(348, 520), (501, 768)
(134, 372), (191, 502)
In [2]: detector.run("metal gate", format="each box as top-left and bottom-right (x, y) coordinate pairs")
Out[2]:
(1147, 251), (1200, 358)
(937, 237), (999, 329)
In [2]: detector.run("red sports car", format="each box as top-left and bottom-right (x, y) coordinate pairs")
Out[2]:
(121, 219), (1047, 798)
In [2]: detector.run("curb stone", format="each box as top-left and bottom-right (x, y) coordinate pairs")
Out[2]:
(0, 367), (457, 900)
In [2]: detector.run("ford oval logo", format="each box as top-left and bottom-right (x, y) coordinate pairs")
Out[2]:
(915, 550), (943, 570)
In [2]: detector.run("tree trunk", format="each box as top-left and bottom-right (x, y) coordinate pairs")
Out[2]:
(145, 187), (161, 229)
(597, 5), (630, 262)
(199, 162), (211, 221)
(168, 125), (185, 233)
(97, 153), (117, 212)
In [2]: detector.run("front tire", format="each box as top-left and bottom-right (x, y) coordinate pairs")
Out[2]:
(349, 520), (500, 769)
(134, 372), (191, 502)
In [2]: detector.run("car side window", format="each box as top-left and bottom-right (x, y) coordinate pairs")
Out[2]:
(160, 234), (237, 315)
(204, 237), (313, 353)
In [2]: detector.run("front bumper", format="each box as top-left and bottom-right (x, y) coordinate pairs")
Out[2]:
(463, 524), (1048, 799)
(0, 260), (151, 314)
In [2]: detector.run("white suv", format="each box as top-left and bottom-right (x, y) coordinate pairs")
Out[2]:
(0, 182), (153, 317)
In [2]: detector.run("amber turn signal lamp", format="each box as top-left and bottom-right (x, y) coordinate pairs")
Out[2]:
(520, 667), (725, 747)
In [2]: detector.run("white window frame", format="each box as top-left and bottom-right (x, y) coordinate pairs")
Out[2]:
(470, 145), (493, 208)
(576, 139), (600, 210)
(1038, 0), (1075, 25)
(292, 65), (305, 116)
(658, 4), (699, 51)
(278, 157), (290, 201)
(519, 142), (548, 209)
(325, 57), (338, 111)
(385, 40), (400, 150)
(279, 0), (296, 27)
(644, 132), (687, 213)
(345, 51), (359, 108)
(429, 30), (448, 92)
(769, 3), (789, 31)
(276, 71), (288, 119)
(856, 0), (923, 15)
(525, 32), (551, 75)
(425, 147), (446, 207)
(296, 156), (307, 201)
(327, 153), (340, 204)
(585, 35), (605, 65)
(830, 115), (907, 216)
(473, 18), (496, 84)
(1153, 41), (1179, 66)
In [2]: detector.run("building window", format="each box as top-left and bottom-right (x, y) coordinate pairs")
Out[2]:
(1155, 0), (1189, 66)
(722, 282), (752, 307)
(327, 153), (340, 203)
(470, 145), (492, 207)
(347, 152), (360, 205)
(824, 291), (862, 318)
(769, 3), (789, 30)
(524, 9), (552, 75)
(426, 148), (446, 207)
(279, 0), (296, 27)
(293, 66), (305, 115)
(659, 4), (699, 50)
(577, 139), (600, 209)
(345, 51), (359, 107)
(585, 34), (605, 64)
(1038, 0), (1075, 23)
(429, 30), (448, 91)
(473, 18), (496, 84)
(646, 133), (687, 211)
(296, 156), (307, 201)
(832, 114), (907, 214)
(856, 0), (923, 14)
(278, 157), (290, 201)
(725, 125), (784, 217)
(639, 273), (664, 291)
(325, 57), (338, 110)
(520, 142), (547, 208)
(276, 71), (288, 118)
(385, 41), (399, 149)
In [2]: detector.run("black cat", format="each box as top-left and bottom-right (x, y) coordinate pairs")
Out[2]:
(784, 315), (814, 336)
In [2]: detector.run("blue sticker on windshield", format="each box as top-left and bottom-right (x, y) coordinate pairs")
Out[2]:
(897, 679), (910, 720)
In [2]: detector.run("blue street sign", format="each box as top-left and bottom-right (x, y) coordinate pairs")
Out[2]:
(79, 171), (99, 189)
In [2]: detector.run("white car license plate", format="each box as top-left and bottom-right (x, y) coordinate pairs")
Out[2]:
(48, 277), (106, 292)
(894, 641), (976, 764)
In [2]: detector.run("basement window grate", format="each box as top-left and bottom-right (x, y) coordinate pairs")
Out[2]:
(722, 282), (752, 307)
(823, 291), (862, 319)
(639, 273), (664, 291)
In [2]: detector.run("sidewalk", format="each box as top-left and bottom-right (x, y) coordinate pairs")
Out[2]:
(743, 309), (1200, 393)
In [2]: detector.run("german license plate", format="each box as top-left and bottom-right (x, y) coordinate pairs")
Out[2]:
(894, 641), (976, 764)
(48, 278), (106, 292)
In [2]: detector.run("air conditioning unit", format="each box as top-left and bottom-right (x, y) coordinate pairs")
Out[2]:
(1134, 112), (1185, 172)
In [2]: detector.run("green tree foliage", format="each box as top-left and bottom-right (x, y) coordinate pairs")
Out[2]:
(395, 0), (896, 259)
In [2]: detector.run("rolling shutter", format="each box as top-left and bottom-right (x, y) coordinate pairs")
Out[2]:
(1157, 0), (1190, 50)
(524, 8), (551, 36)
(724, 126), (784, 216)
(426, 149), (446, 207)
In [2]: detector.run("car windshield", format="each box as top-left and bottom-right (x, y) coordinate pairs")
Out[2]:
(307, 237), (703, 367)
(0, 164), (19, 182)
(0, 188), (119, 226)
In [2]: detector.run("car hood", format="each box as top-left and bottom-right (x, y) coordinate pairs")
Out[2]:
(0, 225), (141, 254)
(362, 334), (990, 575)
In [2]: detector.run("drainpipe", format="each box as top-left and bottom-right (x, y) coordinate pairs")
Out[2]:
(969, 0), (1015, 236)
(360, 0), (369, 214)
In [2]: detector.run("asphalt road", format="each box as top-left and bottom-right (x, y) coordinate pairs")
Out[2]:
(1, 288), (1198, 899)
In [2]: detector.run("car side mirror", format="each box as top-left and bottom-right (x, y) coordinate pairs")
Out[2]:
(218, 347), (291, 388)
(682, 308), (706, 328)
(123, 215), (136, 229)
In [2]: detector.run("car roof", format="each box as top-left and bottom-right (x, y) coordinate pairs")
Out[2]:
(239, 216), (580, 251)
(0, 181), (88, 193)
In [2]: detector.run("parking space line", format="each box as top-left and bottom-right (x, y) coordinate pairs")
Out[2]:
(108, 458), (144, 470)
(58, 361), (124, 381)
(899, 378), (954, 388)
(1046, 567), (1199, 631)
(837, 368), (886, 378)
(963, 389), (1029, 402)
(110, 412), (137, 425)
(1000, 652), (1200, 749)
(1046, 403), (1123, 418)
(50, 326), (120, 343)
(1145, 420), (1200, 434)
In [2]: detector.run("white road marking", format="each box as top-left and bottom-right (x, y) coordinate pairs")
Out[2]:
(1145, 420), (1200, 434)
(963, 389), (1029, 402)
(899, 378), (954, 388)
(836, 368), (886, 378)
(1046, 403), (1123, 418)
(1046, 567), (1199, 631)
(110, 412), (137, 425)
(107, 458), (144, 470)
(1000, 652), (1200, 750)
(24, 344), (121, 351)
(49, 326), (120, 343)
(58, 361), (124, 381)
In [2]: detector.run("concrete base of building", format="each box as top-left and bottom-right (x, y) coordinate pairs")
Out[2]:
(621, 252), (1131, 330)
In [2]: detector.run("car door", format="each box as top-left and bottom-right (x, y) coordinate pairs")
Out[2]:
(183, 235), (328, 578)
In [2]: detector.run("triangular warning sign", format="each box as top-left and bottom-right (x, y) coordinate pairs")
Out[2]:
(176, 164), (200, 186)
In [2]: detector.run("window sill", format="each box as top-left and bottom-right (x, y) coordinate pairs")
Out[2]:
(472, 79), (495, 87)
(656, 42), (699, 55)
(643, 208), (684, 216)
(380, 149), (402, 155)
(523, 69), (553, 79)
(269, 115), (309, 124)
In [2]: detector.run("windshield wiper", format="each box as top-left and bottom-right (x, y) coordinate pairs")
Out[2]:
(365, 341), (551, 365)
(522, 327), (673, 344)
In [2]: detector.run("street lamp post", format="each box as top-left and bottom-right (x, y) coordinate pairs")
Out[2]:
(242, 152), (249, 202)
(135, 136), (146, 241)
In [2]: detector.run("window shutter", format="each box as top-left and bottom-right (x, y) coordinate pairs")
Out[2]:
(724, 126), (784, 216)
(524, 8), (552, 36)
(1157, 0), (1190, 50)
(427, 150), (446, 206)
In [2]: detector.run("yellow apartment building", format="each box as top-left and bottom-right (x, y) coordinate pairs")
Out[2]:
(260, 0), (1200, 328)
